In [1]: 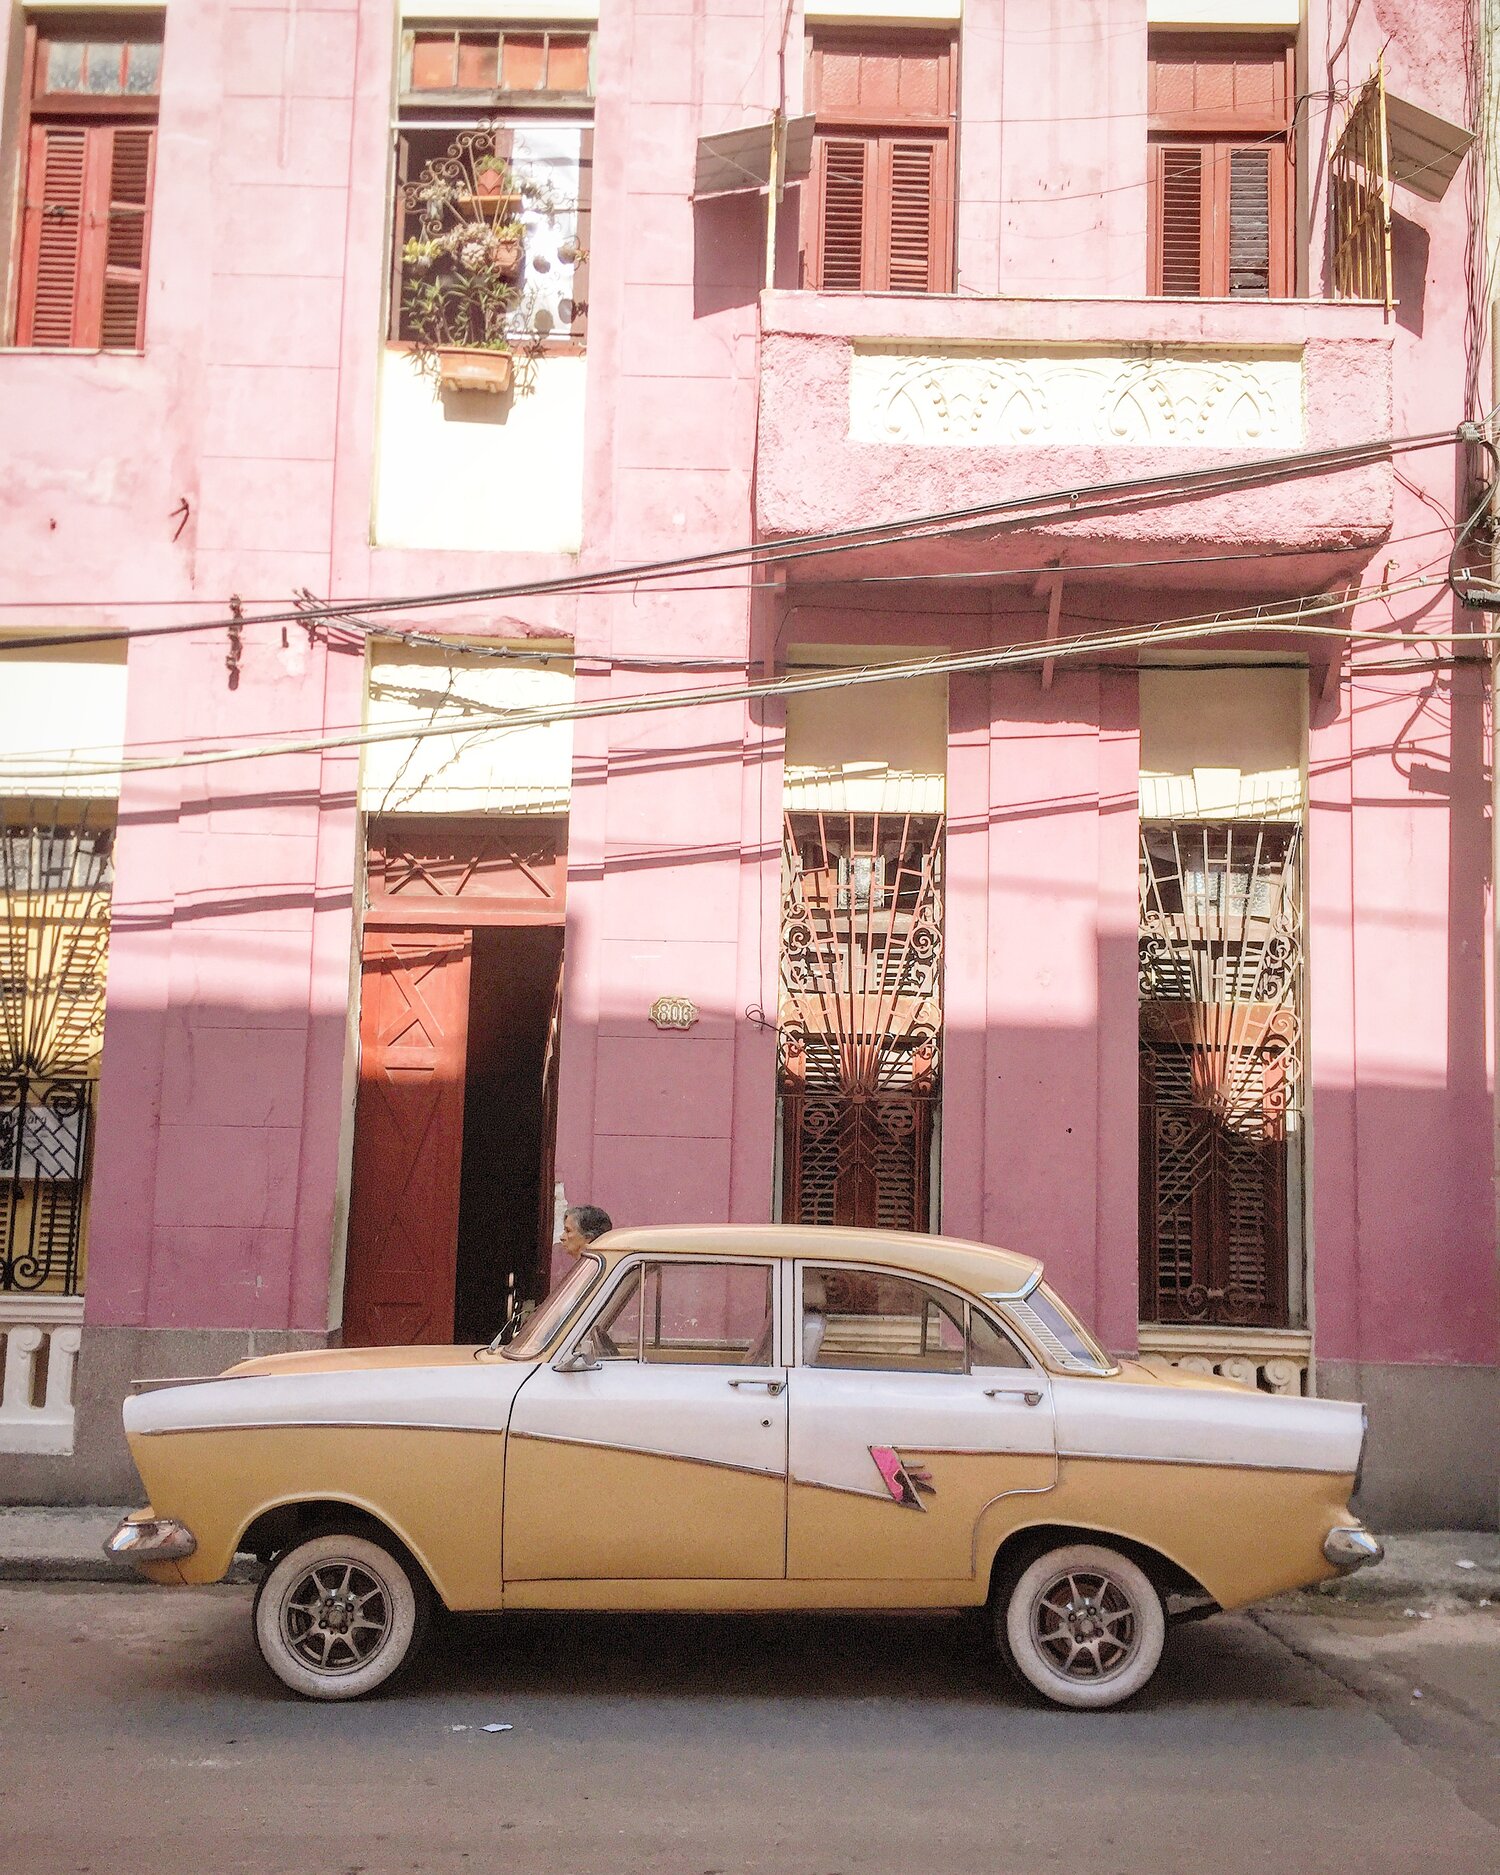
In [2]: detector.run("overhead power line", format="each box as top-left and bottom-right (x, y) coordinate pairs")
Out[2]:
(0, 425), (1464, 659)
(5, 575), (1487, 784)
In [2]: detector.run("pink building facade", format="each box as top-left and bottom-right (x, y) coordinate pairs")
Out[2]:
(0, 0), (1494, 1526)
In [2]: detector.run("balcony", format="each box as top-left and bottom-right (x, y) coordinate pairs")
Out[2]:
(755, 294), (1395, 590)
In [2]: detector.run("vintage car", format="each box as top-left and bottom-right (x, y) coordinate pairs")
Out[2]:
(108, 1225), (1381, 1708)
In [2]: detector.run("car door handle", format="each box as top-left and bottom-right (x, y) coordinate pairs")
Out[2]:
(985, 1388), (1043, 1407)
(728, 1378), (785, 1395)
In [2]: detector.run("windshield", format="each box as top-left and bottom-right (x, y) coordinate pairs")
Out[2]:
(497, 1254), (604, 1360)
(1008, 1283), (1116, 1374)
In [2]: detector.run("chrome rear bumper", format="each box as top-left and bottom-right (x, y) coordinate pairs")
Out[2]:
(1323, 1526), (1383, 1573)
(105, 1515), (197, 1563)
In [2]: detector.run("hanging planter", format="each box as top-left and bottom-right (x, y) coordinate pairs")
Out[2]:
(435, 347), (514, 395)
(400, 127), (557, 398)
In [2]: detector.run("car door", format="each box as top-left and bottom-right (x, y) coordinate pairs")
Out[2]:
(503, 1256), (788, 1581)
(787, 1261), (1057, 1584)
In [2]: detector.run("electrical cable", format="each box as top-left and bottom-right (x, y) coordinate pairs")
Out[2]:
(5, 574), (1489, 783)
(0, 425), (1464, 657)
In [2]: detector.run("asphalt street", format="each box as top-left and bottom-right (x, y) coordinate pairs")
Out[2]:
(0, 1583), (1496, 1875)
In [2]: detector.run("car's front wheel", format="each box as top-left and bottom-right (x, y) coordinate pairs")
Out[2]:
(999, 1542), (1165, 1710)
(253, 1530), (429, 1701)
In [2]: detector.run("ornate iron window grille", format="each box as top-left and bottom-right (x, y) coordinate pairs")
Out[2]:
(778, 811), (944, 1232)
(1138, 821), (1302, 1328)
(1, 803), (113, 1296)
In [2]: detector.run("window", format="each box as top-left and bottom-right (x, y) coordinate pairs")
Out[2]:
(584, 1261), (775, 1367)
(1148, 34), (1293, 298)
(802, 1266), (1029, 1373)
(11, 14), (163, 348)
(802, 30), (955, 294)
(500, 1250), (603, 1357)
(390, 18), (592, 348)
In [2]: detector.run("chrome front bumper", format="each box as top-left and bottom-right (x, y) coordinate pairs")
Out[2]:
(1323, 1526), (1384, 1573)
(104, 1515), (197, 1563)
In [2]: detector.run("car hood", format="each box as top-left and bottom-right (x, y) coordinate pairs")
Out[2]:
(223, 1345), (490, 1379)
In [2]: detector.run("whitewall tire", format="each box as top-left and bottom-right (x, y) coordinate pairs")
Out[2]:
(253, 1530), (429, 1701)
(1001, 1542), (1166, 1710)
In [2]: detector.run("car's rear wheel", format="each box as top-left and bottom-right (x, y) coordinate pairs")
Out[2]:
(999, 1542), (1165, 1710)
(253, 1530), (429, 1701)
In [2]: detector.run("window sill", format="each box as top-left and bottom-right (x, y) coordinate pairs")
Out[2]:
(0, 345), (146, 357)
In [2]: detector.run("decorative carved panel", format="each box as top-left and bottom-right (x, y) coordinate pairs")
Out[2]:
(779, 812), (943, 1232)
(849, 344), (1303, 448)
(365, 815), (567, 927)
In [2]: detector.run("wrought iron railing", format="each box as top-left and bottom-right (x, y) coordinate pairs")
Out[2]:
(0, 1073), (94, 1294)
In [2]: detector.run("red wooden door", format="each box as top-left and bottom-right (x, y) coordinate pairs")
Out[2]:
(343, 928), (472, 1346)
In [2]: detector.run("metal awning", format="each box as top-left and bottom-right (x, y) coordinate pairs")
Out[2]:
(694, 116), (815, 198)
(1384, 91), (1474, 202)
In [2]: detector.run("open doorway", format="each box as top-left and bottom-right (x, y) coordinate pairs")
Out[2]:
(454, 925), (564, 1343)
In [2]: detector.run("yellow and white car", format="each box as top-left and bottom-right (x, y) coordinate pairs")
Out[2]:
(109, 1225), (1380, 1708)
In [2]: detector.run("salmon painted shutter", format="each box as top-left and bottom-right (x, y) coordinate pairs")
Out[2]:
(885, 134), (948, 292)
(1148, 35), (1292, 298)
(16, 123), (89, 345)
(804, 28), (954, 293)
(817, 136), (872, 289)
(100, 125), (154, 347)
(343, 929), (472, 1346)
(16, 120), (154, 347)
(1152, 143), (1206, 295)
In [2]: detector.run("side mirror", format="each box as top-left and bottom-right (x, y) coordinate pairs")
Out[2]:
(555, 1333), (602, 1374)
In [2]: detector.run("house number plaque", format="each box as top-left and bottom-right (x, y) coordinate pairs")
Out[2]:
(650, 996), (699, 1031)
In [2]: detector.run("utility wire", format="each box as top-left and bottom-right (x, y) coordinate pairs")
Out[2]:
(5, 575), (1487, 783)
(0, 425), (1464, 658)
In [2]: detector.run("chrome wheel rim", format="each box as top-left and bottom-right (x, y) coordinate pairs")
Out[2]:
(280, 1559), (393, 1675)
(1030, 1568), (1140, 1682)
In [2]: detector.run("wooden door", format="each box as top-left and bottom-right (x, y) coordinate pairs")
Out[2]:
(343, 928), (472, 1346)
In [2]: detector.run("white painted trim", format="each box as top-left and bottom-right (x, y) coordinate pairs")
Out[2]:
(402, 2), (598, 22)
(1147, 1), (1301, 27)
(805, 0), (961, 22)
(1051, 1376), (1362, 1473)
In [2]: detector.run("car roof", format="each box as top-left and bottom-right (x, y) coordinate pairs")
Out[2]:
(591, 1224), (1041, 1300)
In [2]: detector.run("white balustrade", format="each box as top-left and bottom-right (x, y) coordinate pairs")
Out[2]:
(1137, 1325), (1311, 1397)
(0, 1294), (84, 1454)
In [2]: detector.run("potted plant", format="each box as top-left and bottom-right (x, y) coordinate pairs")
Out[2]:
(400, 130), (545, 395)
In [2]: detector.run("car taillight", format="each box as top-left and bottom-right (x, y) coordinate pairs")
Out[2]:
(1353, 1405), (1369, 1496)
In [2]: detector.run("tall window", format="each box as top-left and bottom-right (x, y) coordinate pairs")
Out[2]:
(11, 14), (163, 348)
(802, 30), (955, 294)
(390, 19), (593, 347)
(1148, 33), (1293, 298)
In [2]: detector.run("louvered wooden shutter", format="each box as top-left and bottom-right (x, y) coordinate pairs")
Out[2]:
(812, 131), (949, 292)
(1226, 146), (1271, 297)
(1153, 144), (1205, 296)
(886, 137), (939, 291)
(100, 126), (154, 347)
(817, 137), (871, 289)
(17, 124), (89, 345)
(16, 120), (154, 347)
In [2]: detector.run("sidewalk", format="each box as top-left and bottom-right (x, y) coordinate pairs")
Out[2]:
(0, 1505), (1495, 1602)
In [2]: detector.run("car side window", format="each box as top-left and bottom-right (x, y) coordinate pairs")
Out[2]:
(584, 1261), (776, 1367)
(967, 1306), (1031, 1371)
(802, 1267), (967, 1373)
(801, 1267), (1032, 1373)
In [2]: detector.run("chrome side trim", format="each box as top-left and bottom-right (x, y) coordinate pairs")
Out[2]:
(104, 1516), (197, 1562)
(1323, 1526), (1384, 1572)
(1058, 1447), (1350, 1476)
(984, 1267), (1044, 1304)
(135, 1420), (500, 1437)
(508, 1428), (785, 1481)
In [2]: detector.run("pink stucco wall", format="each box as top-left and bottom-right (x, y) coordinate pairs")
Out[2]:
(0, 1), (1492, 1374)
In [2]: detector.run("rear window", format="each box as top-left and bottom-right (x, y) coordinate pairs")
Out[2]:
(1007, 1284), (1115, 1374)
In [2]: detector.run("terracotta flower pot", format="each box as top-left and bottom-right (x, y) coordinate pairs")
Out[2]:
(492, 239), (522, 275)
(435, 348), (514, 395)
(476, 170), (505, 196)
